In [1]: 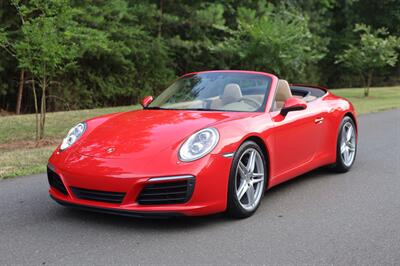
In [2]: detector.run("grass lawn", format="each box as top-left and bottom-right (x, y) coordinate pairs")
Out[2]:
(0, 86), (399, 179)
(0, 146), (56, 178)
(331, 86), (400, 115)
(0, 105), (136, 144)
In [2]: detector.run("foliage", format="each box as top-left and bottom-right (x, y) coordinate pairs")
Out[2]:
(220, 3), (326, 81)
(1, 0), (107, 140)
(0, 0), (399, 117)
(66, 1), (174, 107)
(336, 24), (400, 96)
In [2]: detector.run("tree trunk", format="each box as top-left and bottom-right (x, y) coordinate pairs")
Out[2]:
(32, 79), (40, 144)
(39, 76), (47, 140)
(364, 69), (373, 97)
(15, 70), (25, 115)
(158, 0), (163, 38)
(360, 73), (368, 97)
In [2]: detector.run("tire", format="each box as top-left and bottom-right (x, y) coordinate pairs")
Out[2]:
(226, 141), (267, 218)
(331, 116), (357, 173)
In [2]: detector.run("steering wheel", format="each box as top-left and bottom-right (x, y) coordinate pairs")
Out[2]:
(239, 97), (261, 108)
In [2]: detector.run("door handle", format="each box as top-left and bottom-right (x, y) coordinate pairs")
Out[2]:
(314, 117), (324, 124)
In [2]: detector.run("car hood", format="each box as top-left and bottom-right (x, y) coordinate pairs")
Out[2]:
(75, 109), (249, 159)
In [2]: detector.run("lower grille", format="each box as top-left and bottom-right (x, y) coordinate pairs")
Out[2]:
(47, 167), (68, 195)
(71, 187), (125, 204)
(137, 178), (195, 205)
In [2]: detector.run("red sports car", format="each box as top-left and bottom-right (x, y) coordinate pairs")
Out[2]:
(48, 70), (357, 218)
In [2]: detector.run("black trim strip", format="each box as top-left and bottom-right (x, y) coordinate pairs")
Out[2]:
(50, 195), (184, 219)
(70, 187), (125, 204)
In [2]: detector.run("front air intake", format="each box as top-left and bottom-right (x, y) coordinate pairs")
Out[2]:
(47, 167), (68, 195)
(70, 187), (126, 204)
(137, 178), (195, 205)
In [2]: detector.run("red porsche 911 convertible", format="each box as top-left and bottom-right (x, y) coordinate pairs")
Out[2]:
(47, 70), (357, 218)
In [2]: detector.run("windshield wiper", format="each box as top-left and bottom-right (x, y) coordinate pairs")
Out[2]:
(144, 106), (167, 110)
(145, 107), (217, 111)
(184, 108), (212, 111)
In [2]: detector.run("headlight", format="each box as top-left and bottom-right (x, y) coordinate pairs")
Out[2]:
(179, 128), (219, 162)
(60, 122), (87, 151)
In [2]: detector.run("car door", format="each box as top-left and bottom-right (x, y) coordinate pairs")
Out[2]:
(270, 101), (323, 178)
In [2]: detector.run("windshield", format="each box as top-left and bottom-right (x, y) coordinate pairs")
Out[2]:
(148, 72), (272, 112)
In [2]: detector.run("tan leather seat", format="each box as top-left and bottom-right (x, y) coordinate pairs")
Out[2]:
(221, 83), (242, 103)
(274, 79), (292, 109)
(210, 83), (242, 108)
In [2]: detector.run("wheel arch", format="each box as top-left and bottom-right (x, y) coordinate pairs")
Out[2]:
(344, 112), (358, 133)
(332, 111), (358, 164)
(240, 135), (271, 189)
(344, 111), (356, 120)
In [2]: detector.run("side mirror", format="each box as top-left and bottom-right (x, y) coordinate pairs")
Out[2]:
(141, 96), (154, 108)
(280, 97), (307, 116)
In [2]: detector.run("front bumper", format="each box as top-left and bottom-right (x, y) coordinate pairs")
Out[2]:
(51, 195), (184, 219)
(48, 151), (232, 217)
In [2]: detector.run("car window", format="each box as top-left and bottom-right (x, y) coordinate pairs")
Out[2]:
(149, 72), (272, 112)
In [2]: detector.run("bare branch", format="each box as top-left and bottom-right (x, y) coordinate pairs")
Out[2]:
(11, 0), (25, 24)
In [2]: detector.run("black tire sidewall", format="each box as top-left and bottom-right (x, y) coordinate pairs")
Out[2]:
(334, 116), (357, 172)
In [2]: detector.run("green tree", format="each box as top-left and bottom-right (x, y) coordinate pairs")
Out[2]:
(157, 1), (229, 73)
(15, 0), (82, 141)
(67, 0), (173, 107)
(336, 24), (400, 96)
(1, 0), (108, 141)
(0, 0), (24, 114)
(219, 3), (326, 81)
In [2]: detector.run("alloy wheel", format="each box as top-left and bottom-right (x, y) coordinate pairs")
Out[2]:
(235, 148), (265, 211)
(340, 121), (356, 167)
